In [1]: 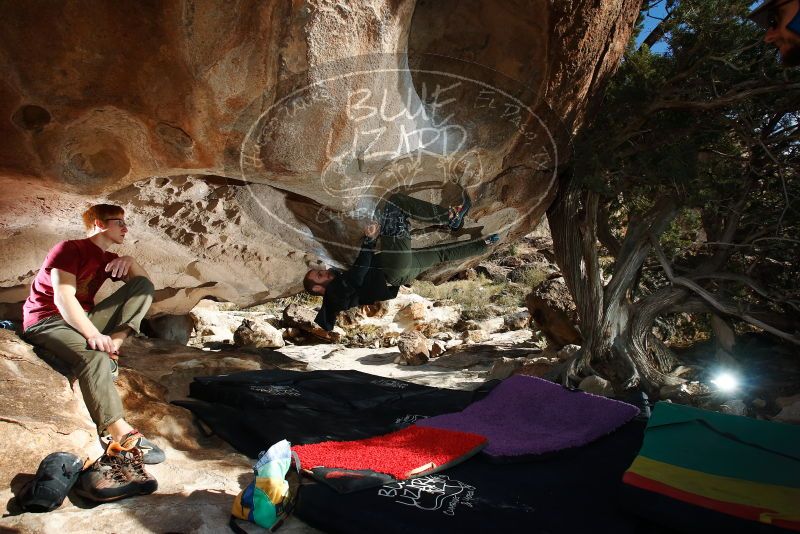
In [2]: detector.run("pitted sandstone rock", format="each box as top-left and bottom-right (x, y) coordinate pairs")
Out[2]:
(0, 0), (640, 318)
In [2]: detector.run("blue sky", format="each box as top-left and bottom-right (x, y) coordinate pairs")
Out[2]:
(636, 0), (671, 54)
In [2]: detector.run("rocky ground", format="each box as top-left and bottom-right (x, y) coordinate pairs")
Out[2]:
(2, 232), (798, 533)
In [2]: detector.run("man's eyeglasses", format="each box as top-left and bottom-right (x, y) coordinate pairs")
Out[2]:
(104, 218), (128, 228)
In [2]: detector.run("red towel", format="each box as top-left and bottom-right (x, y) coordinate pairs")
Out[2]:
(292, 425), (487, 480)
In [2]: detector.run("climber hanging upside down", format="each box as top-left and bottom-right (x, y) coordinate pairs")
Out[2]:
(304, 191), (500, 331)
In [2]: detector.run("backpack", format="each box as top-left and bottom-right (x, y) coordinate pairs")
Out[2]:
(19, 452), (85, 512)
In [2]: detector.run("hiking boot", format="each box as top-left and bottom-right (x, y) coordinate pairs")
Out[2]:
(75, 442), (156, 502)
(118, 445), (158, 496)
(120, 430), (166, 465)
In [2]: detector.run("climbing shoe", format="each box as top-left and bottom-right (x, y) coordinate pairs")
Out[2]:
(119, 430), (166, 465)
(18, 452), (84, 512)
(75, 441), (156, 502)
(448, 193), (473, 231)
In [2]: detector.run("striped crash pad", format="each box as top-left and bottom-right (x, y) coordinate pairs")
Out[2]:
(623, 401), (800, 532)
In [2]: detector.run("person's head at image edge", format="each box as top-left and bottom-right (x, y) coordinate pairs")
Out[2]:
(750, 0), (800, 66)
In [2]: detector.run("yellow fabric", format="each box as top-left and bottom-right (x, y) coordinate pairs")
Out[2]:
(255, 477), (288, 505)
(628, 456), (800, 525)
(231, 492), (250, 520)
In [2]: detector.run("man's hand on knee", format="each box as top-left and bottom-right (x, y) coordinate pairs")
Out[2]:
(105, 256), (135, 279)
(87, 332), (119, 357)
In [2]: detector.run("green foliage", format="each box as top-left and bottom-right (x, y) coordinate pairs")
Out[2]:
(413, 276), (504, 319)
(575, 0), (800, 329)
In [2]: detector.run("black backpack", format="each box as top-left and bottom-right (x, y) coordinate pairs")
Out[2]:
(19, 452), (84, 512)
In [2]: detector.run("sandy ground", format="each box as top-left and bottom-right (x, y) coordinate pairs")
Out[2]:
(276, 329), (534, 389)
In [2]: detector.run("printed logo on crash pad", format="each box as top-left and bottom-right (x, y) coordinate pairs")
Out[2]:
(378, 474), (476, 516)
(394, 414), (428, 425)
(249, 385), (302, 397)
(371, 379), (409, 389)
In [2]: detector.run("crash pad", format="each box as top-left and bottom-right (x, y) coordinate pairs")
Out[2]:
(418, 375), (639, 460)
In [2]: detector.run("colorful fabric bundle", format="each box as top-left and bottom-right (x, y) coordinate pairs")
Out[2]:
(231, 440), (298, 532)
(623, 402), (800, 532)
(292, 425), (486, 484)
(418, 375), (640, 460)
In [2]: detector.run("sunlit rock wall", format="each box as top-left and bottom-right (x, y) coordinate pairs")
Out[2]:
(0, 0), (639, 316)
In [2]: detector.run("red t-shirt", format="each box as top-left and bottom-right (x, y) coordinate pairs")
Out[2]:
(23, 239), (119, 331)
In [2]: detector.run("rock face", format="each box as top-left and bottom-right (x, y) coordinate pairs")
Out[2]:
(0, 329), (96, 483)
(0, 0), (640, 317)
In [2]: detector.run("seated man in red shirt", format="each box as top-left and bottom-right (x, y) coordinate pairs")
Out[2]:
(23, 204), (164, 465)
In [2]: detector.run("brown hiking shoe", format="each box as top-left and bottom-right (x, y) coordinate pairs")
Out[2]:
(119, 444), (158, 496)
(75, 442), (157, 502)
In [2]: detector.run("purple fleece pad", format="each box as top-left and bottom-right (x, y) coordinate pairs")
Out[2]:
(417, 375), (639, 458)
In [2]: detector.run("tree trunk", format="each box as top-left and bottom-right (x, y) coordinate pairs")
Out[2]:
(612, 286), (686, 394)
(547, 169), (680, 390)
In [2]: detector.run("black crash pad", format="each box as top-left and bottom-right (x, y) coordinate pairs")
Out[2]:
(294, 420), (665, 534)
(173, 369), (495, 459)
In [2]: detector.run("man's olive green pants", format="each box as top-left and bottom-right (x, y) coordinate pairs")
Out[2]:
(378, 193), (486, 286)
(24, 276), (154, 432)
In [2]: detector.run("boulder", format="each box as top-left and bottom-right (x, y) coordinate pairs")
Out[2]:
(396, 331), (429, 366)
(525, 278), (582, 349)
(578, 375), (614, 397)
(774, 401), (800, 425)
(518, 355), (561, 378)
(475, 262), (511, 283)
(188, 302), (245, 346)
(462, 329), (489, 344)
(462, 317), (505, 335)
(396, 302), (428, 323)
(719, 399), (748, 417)
(429, 340), (447, 358)
(659, 381), (708, 403)
(144, 314), (195, 345)
(0, 0), (642, 316)
(503, 310), (531, 331)
(776, 393), (800, 408)
(555, 344), (581, 361)
(487, 357), (524, 380)
(283, 304), (340, 343)
(0, 330), (96, 487)
(233, 318), (285, 349)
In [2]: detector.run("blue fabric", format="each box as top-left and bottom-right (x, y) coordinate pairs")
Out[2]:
(789, 10), (800, 35)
